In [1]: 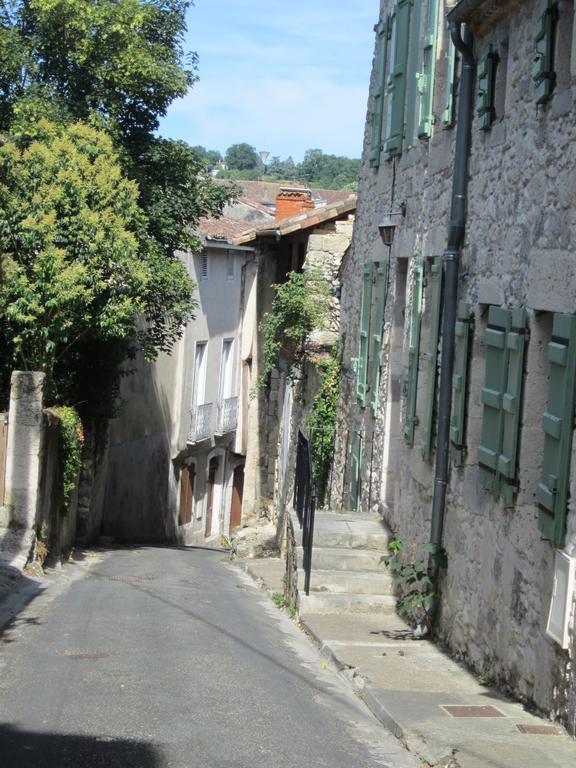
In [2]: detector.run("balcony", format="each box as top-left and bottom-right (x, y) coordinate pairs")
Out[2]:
(188, 402), (213, 443)
(217, 396), (238, 434)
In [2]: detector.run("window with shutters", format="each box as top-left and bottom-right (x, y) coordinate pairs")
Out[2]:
(384, 0), (413, 158)
(478, 307), (528, 504)
(450, 303), (473, 466)
(370, 17), (390, 168)
(537, 313), (576, 547)
(533, 0), (559, 104)
(403, 257), (424, 446)
(404, 0), (422, 150)
(370, 261), (390, 416)
(357, 263), (374, 407)
(421, 257), (442, 462)
(417, 0), (440, 139)
(477, 47), (499, 130)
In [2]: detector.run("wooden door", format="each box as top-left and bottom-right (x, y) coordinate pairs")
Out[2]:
(178, 464), (195, 526)
(229, 465), (244, 533)
(205, 457), (218, 537)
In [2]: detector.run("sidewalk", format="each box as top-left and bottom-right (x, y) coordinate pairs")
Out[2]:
(239, 556), (576, 768)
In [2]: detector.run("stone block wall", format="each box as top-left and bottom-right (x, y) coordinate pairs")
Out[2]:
(333, 0), (576, 729)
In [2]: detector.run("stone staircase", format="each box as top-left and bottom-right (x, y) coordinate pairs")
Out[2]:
(293, 511), (397, 616)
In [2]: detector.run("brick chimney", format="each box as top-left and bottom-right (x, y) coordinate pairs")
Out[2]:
(275, 187), (315, 220)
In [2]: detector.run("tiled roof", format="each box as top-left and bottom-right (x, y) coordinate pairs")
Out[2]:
(233, 195), (357, 246)
(196, 215), (257, 240)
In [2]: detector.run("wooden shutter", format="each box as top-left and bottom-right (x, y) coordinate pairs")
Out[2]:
(478, 307), (512, 494)
(384, 0), (412, 158)
(442, 38), (457, 127)
(537, 314), (576, 546)
(370, 261), (390, 416)
(357, 263), (374, 407)
(369, 18), (390, 168)
(499, 308), (528, 505)
(404, 0), (422, 150)
(450, 302), (473, 466)
(417, 0), (440, 139)
(349, 432), (363, 512)
(421, 257), (443, 462)
(403, 257), (424, 446)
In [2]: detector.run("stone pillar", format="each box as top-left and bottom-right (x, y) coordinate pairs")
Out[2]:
(2, 371), (45, 531)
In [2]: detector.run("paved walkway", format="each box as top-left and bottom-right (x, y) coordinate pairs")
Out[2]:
(241, 554), (576, 768)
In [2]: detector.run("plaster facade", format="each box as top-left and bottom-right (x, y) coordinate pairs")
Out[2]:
(333, 0), (576, 730)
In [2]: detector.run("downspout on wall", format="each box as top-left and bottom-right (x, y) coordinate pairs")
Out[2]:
(429, 22), (475, 581)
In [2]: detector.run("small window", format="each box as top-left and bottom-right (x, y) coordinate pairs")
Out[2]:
(226, 252), (235, 281)
(200, 254), (209, 280)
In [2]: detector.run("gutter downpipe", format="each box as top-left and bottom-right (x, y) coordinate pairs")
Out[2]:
(429, 23), (475, 584)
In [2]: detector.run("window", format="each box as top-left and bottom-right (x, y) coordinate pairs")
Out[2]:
(219, 339), (234, 401)
(369, 17), (390, 167)
(450, 303), (473, 466)
(226, 252), (235, 281)
(192, 342), (207, 407)
(403, 257), (424, 446)
(356, 263), (374, 406)
(477, 47), (499, 130)
(533, 0), (559, 104)
(384, 0), (413, 158)
(417, 0), (440, 139)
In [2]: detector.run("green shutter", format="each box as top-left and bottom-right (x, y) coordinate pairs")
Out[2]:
(405, 0), (422, 150)
(478, 307), (512, 494)
(370, 261), (390, 416)
(421, 257), (443, 462)
(537, 314), (576, 546)
(403, 257), (424, 445)
(349, 431), (363, 512)
(450, 302), (473, 466)
(477, 48), (498, 130)
(357, 262), (374, 407)
(417, 0), (440, 139)
(442, 38), (457, 128)
(533, 0), (558, 105)
(369, 17), (390, 168)
(499, 308), (528, 505)
(384, 0), (412, 158)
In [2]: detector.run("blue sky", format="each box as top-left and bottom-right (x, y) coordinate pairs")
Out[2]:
(158, 1), (377, 162)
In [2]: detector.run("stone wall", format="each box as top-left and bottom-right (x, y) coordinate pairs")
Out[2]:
(333, 0), (576, 730)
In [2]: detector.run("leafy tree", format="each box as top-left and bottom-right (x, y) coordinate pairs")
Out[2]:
(225, 142), (260, 171)
(0, 121), (197, 413)
(191, 145), (222, 170)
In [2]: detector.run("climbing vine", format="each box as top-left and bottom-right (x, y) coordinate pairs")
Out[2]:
(258, 270), (331, 388)
(306, 346), (341, 507)
(382, 539), (438, 633)
(53, 407), (85, 514)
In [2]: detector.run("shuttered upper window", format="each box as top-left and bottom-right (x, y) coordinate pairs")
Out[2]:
(369, 17), (390, 168)
(384, 0), (413, 158)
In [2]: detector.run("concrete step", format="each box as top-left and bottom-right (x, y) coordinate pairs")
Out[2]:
(294, 522), (391, 550)
(298, 546), (385, 572)
(299, 592), (397, 615)
(307, 569), (394, 595)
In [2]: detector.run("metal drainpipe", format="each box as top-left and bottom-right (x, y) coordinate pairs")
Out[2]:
(429, 23), (475, 581)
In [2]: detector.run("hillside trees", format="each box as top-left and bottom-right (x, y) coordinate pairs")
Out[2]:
(0, 0), (236, 416)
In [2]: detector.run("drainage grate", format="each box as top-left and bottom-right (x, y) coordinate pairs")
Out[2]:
(516, 724), (564, 735)
(57, 650), (112, 660)
(441, 705), (506, 718)
(103, 574), (156, 583)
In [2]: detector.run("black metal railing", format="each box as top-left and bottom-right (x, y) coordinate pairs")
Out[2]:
(293, 430), (316, 596)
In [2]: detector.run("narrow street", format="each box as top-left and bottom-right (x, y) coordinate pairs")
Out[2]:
(0, 547), (416, 768)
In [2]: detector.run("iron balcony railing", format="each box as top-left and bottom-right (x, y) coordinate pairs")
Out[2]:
(188, 402), (212, 443)
(217, 396), (238, 434)
(293, 430), (317, 596)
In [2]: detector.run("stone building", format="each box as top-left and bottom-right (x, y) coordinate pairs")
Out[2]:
(332, 0), (576, 729)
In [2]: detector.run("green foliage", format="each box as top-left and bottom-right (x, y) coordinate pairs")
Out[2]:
(306, 348), (341, 507)
(0, 121), (197, 412)
(52, 406), (84, 514)
(382, 540), (437, 629)
(271, 592), (297, 618)
(258, 271), (331, 388)
(225, 142), (260, 171)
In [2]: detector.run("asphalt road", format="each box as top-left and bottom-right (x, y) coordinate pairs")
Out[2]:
(0, 546), (416, 767)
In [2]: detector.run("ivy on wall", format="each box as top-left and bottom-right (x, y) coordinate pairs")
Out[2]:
(52, 406), (84, 515)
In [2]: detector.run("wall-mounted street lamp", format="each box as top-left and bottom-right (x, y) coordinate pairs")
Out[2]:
(378, 201), (407, 247)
